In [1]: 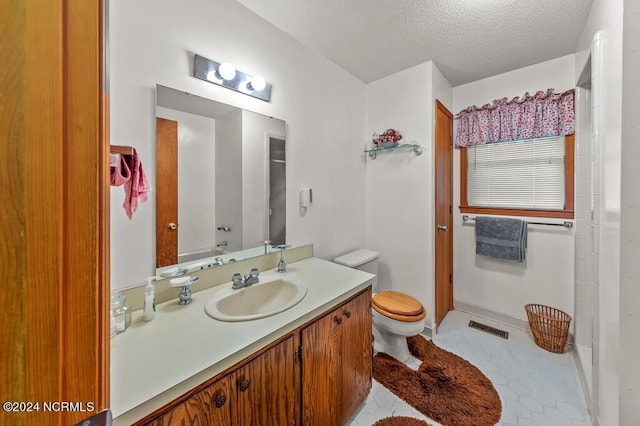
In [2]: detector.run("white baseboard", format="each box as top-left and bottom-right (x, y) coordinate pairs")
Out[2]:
(453, 301), (530, 330)
(421, 326), (433, 339)
(573, 347), (596, 422)
(452, 301), (575, 347)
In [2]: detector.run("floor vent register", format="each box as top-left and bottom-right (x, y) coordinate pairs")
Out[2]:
(468, 320), (509, 339)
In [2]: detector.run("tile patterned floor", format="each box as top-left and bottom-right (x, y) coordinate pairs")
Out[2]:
(349, 310), (592, 426)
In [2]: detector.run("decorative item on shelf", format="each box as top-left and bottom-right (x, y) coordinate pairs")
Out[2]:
(372, 128), (403, 149)
(366, 128), (421, 160)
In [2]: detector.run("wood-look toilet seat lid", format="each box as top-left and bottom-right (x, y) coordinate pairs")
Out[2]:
(372, 290), (426, 322)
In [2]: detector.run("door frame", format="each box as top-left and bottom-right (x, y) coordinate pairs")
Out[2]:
(266, 133), (286, 245)
(2, 1), (109, 424)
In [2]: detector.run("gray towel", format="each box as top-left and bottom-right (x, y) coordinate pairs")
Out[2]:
(475, 216), (527, 262)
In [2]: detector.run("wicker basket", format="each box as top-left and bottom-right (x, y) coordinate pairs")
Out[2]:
(524, 304), (571, 354)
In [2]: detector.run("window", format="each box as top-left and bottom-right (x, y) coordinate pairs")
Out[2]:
(460, 135), (574, 219)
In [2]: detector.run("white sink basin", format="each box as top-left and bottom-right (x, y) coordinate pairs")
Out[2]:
(205, 278), (308, 321)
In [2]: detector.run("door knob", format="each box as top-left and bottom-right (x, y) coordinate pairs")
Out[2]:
(167, 223), (177, 230)
(437, 224), (448, 231)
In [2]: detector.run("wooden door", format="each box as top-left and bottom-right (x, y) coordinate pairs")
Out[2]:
(302, 306), (343, 426)
(2, 2), (110, 425)
(340, 290), (373, 423)
(434, 100), (454, 326)
(146, 377), (231, 426)
(232, 335), (299, 426)
(156, 117), (179, 267)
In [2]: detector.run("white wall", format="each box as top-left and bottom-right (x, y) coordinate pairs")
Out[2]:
(576, 1), (624, 424)
(365, 61), (452, 329)
(109, 0), (367, 289)
(573, 82), (593, 351)
(620, 0), (640, 423)
(451, 54), (576, 322)
(619, 0), (640, 424)
(573, 79), (595, 403)
(155, 107), (216, 254)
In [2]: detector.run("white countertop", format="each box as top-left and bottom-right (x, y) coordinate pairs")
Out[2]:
(111, 257), (374, 425)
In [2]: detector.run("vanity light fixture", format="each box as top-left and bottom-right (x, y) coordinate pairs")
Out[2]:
(217, 62), (236, 80)
(247, 75), (266, 91)
(194, 54), (272, 102)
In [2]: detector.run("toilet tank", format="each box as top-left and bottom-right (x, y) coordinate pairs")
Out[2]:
(334, 249), (379, 289)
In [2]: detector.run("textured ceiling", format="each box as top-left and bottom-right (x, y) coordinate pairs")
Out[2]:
(235, 0), (592, 85)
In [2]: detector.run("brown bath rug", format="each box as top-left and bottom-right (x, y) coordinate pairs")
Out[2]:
(373, 416), (433, 426)
(373, 335), (502, 426)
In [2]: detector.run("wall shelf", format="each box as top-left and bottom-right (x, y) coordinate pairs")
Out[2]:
(110, 144), (134, 155)
(364, 143), (422, 160)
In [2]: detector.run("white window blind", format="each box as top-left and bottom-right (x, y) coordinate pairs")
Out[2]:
(466, 136), (565, 210)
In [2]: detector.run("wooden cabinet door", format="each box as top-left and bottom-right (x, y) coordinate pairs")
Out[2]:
(340, 289), (373, 423)
(232, 335), (300, 426)
(146, 376), (231, 426)
(302, 306), (344, 426)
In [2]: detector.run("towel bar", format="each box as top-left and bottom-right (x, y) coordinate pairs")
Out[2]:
(462, 215), (573, 229)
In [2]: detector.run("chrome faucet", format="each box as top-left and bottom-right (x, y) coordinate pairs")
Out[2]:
(231, 268), (260, 289)
(214, 257), (224, 266)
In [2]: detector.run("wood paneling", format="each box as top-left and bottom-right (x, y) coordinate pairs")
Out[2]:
(61, 2), (109, 424)
(232, 335), (299, 425)
(341, 289), (373, 423)
(302, 290), (373, 426)
(302, 306), (343, 425)
(2, 1), (108, 425)
(147, 377), (231, 426)
(564, 134), (575, 212)
(24, 0), (64, 422)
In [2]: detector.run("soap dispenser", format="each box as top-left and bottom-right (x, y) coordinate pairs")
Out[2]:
(143, 277), (156, 321)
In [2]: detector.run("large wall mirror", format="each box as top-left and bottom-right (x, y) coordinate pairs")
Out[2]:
(154, 84), (286, 276)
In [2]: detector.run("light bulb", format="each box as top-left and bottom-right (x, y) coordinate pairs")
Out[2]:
(218, 62), (236, 80)
(206, 70), (219, 81)
(247, 75), (266, 91)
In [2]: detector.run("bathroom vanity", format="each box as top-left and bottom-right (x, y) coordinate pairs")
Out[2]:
(111, 257), (374, 425)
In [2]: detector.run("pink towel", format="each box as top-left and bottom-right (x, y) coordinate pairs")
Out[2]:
(122, 149), (151, 219)
(110, 153), (131, 186)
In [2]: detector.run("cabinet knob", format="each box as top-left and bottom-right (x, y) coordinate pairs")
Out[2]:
(167, 222), (177, 230)
(335, 316), (342, 325)
(344, 311), (351, 318)
(239, 379), (250, 392)
(215, 395), (226, 408)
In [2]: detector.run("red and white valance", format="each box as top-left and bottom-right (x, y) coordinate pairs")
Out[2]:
(455, 88), (575, 148)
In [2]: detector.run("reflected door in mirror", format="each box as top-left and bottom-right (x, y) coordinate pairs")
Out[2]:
(269, 137), (286, 246)
(156, 117), (179, 267)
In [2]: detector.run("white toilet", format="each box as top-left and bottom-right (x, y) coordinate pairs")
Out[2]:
(334, 249), (426, 362)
